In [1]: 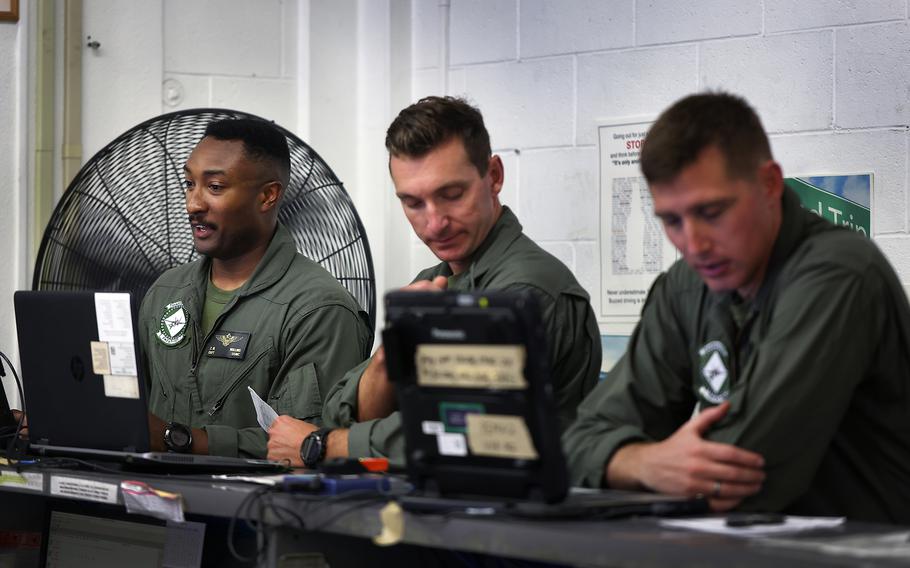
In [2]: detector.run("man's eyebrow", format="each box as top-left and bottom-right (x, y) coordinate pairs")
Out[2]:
(183, 164), (227, 177)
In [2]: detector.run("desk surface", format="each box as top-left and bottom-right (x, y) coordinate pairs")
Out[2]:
(1, 463), (908, 567)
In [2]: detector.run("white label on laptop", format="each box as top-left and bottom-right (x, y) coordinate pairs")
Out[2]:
(50, 475), (118, 504)
(415, 344), (527, 390)
(466, 414), (539, 460)
(422, 421), (445, 435)
(248, 386), (278, 431)
(94, 292), (134, 342)
(436, 432), (468, 456)
(90, 341), (112, 374)
(107, 340), (138, 376)
(104, 374), (140, 399)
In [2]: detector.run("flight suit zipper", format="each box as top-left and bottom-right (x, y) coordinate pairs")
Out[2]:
(207, 345), (273, 416)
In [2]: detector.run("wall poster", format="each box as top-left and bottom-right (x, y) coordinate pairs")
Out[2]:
(598, 120), (675, 333)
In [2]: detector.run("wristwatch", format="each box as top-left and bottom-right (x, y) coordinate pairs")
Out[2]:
(300, 428), (334, 468)
(164, 422), (193, 453)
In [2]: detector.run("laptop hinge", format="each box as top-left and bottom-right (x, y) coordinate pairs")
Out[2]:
(122, 445), (138, 453)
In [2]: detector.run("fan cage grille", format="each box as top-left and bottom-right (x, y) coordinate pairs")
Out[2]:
(33, 109), (376, 332)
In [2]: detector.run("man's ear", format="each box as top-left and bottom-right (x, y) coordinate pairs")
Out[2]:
(488, 154), (504, 197)
(759, 160), (784, 202)
(261, 181), (283, 212)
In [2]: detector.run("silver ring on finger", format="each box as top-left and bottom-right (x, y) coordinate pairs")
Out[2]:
(712, 480), (721, 498)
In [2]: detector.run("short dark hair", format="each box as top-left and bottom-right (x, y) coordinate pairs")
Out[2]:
(640, 92), (772, 185)
(204, 118), (291, 187)
(385, 96), (491, 175)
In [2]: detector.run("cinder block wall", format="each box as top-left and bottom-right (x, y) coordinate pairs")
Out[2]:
(409, 0), (910, 316)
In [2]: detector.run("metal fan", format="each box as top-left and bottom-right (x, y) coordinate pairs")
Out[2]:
(33, 109), (376, 331)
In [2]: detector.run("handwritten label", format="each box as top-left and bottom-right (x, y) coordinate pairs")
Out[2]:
(466, 414), (538, 460)
(415, 344), (527, 389)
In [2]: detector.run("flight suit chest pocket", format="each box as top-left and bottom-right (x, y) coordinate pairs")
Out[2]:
(271, 362), (324, 425)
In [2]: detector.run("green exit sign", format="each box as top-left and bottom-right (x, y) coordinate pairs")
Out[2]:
(785, 177), (871, 237)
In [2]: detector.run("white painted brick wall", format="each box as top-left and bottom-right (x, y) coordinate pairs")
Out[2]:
(764, 0), (906, 32)
(700, 32), (834, 132)
(461, 57), (574, 149)
(520, 0), (634, 57)
(519, 147), (598, 241)
(450, 0), (517, 64)
(836, 22), (910, 128)
(636, 0), (761, 45)
(408, 0), (910, 304)
(576, 46), (697, 145)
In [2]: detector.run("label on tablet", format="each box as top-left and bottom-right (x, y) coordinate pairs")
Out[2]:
(436, 432), (468, 456)
(415, 344), (527, 389)
(466, 414), (538, 460)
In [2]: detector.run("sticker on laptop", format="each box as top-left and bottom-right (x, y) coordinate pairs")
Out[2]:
(415, 344), (527, 389)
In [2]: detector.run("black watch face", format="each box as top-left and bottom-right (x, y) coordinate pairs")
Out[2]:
(302, 436), (321, 466)
(169, 428), (191, 448)
(166, 423), (192, 452)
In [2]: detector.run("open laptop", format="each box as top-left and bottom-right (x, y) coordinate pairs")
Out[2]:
(13, 290), (287, 473)
(383, 290), (707, 517)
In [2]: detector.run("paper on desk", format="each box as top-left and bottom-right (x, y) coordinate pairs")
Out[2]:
(248, 386), (278, 431)
(761, 531), (910, 559)
(121, 480), (185, 523)
(660, 516), (845, 538)
(163, 520), (206, 568)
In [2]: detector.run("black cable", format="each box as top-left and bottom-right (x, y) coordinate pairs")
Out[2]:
(227, 485), (271, 563)
(0, 350), (28, 462)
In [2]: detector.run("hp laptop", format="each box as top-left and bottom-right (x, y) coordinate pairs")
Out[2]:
(384, 290), (707, 517)
(13, 290), (287, 473)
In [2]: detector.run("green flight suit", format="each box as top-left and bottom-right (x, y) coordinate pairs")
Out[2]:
(323, 207), (601, 464)
(563, 188), (910, 523)
(139, 224), (372, 458)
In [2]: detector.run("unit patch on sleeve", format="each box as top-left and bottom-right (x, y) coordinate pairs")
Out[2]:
(157, 301), (189, 347)
(697, 340), (731, 404)
(205, 331), (251, 360)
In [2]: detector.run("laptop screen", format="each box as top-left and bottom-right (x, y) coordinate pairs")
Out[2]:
(13, 291), (151, 453)
(383, 290), (568, 503)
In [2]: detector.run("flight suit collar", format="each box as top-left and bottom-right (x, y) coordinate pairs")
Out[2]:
(446, 206), (523, 287)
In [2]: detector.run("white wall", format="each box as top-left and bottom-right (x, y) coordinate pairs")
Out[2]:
(404, 0), (910, 317)
(1, 4), (30, 407)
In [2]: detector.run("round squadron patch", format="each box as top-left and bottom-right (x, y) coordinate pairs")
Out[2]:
(157, 301), (189, 346)
(697, 340), (730, 404)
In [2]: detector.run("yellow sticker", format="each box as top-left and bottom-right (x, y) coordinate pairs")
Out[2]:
(90, 341), (111, 375)
(466, 414), (539, 460)
(415, 344), (527, 389)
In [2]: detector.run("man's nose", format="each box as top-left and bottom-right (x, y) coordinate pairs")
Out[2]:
(424, 203), (449, 236)
(683, 220), (711, 257)
(185, 187), (204, 215)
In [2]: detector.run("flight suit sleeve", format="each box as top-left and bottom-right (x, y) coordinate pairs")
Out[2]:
(708, 261), (885, 512)
(206, 304), (371, 458)
(562, 273), (696, 487)
(321, 357), (406, 465)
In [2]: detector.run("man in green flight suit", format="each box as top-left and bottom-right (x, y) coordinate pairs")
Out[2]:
(266, 96), (601, 468)
(563, 92), (910, 523)
(140, 119), (372, 458)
